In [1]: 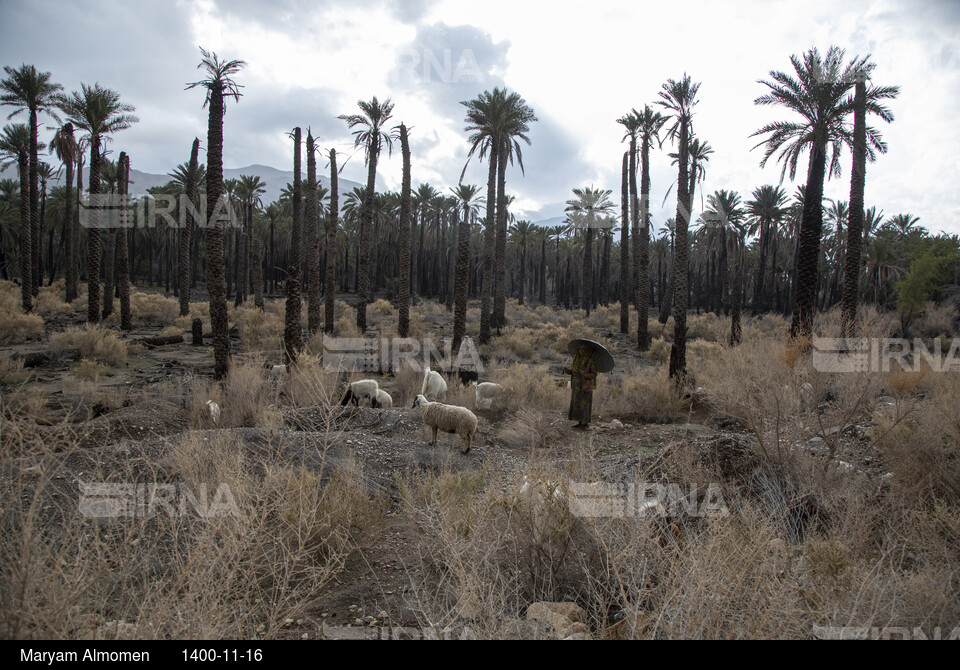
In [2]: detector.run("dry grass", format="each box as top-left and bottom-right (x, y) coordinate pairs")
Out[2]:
(50, 325), (128, 366)
(230, 305), (283, 353)
(595, 364), (689, 423)
(0, 357), (27, 385)
(128, 290), (179, 324)
(0, 287), (44, 345)
(0, 426), (382, 639)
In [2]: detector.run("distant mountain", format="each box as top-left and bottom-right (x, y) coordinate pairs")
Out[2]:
(1, 163), (363, 207)
(532, 215), (565, 229)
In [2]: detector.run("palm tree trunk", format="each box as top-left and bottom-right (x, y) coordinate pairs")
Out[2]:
(479, 146), (497, 343)
(206, 83), (230, 380)
(101, 214), (115, 319)
(791, 143), (828, 339)
(17, 151), (31, 311)
(252, 237), (264, 309)
(179, 138), (199, 316)
(29, 108), (40, 298)
(285, 127), (304, 362)
(86, 140), (102, 324)
(668, 121), (690, 381)
(325, 149), (338, 333)
(397, 125), (412, 338)
(306, 131), (321, 335)
(638, 136), (652, 349)
(452, 206), (470, 354)
(63, 157), (75, 301)
(116, 152), (131, 330)
(841, 80), (867, 339)
(356, 138), (378, 332)
(494, 138), (508, 331)
(619, 152), (630, 333)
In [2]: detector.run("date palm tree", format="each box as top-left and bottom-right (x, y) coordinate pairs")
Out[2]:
(1, 65), (63, 297)
(186, 47), (245, 379)
(617, 150), (630, 332)
(339, 97), (394, 331)
(658, 74), (700, 381)
(285, 128), (303, 362)
(565, 186), (615, 317)
(55, 83), (137, 324)
(116, 151), (132, 330)
(753, 46), (894, 338)
(0, 123), (34, 310)
(842, 62), (898, 336)
(705, 190), (745, 344)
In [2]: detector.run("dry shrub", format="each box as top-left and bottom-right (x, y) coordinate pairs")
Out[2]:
(284, 354), (339, 407)
(231, 305), (283, 353)
(72, 358), (110, 381)
(129, 290), (179, 324)
(159, 325), (184, 338)
(60, 374), (127, 413)
(596, 364), (688, 423)
(644, 337), (671, 363)
(369, 298), (396, 317)
(51, 325), (127, 366)
(222, 358), (280, 427)
(1, 387), (50, 423)
(488, 323), (595, 362)
(35, 285), (73, 315)
(694, 336), (879, 466)
(870, 372), (960, 505)
(499, 407), (563, 449)
(910, 301), (958, 339)
(336, 314), (361, 338)
(687, 313), (727, 342)
(0, 357), (26, 384)
(490, 361), (567, 411)
(395, 359), (424, 406)
(0, 290), (44, 344)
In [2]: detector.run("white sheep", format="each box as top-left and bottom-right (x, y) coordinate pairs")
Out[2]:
(372, 388), (393, 409)
(421, 365), (447, 402)
(413, 394), (477, 454)
(471, 381), (503, 409)
(341, 379), (381, 407)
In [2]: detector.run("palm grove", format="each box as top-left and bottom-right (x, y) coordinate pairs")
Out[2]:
(3, 46), (958, 382)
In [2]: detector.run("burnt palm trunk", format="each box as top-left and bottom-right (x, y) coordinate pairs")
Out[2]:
(619, 151), (630, 333)
(324, 149), (338, 333)
(668, 122), (690, 381)
(116, 152), (131, 330)
(17, 149), (31, 311)
(306, 130), (321, 335)
(206, 82), (230, 380)
(284, 127), (303, 362)
(638, 135), (652, 349)
(252, 237), (264, 309)
(179, 138), (199, 316)
(63, 151), (76, 302)
(356, 136), (378, 332)
(752, 219), (768, 315)
(29, 108), (40, 297)
(86, 140), (102, 323)
(101, 201), (115, 319)
(729, 232), (744, 345)
(397, 124), (412, 338)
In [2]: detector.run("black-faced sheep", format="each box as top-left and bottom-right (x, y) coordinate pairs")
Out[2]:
(341, 379), (381, 408)
(413, 394), (477, 454)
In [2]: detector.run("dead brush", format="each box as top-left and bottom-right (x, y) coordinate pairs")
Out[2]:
(0, 288), (44, 345)
(129, 290), (179, 324)
(595, 364), (689, 423)
(50, 325), (127, 366)
(498, 407), (563, 449)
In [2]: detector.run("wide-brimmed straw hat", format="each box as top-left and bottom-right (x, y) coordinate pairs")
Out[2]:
(567, 338), (615, 373)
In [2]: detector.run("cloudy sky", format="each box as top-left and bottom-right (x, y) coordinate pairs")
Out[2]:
(2, 0), (959, 234)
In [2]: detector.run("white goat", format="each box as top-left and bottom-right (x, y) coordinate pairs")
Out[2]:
(471, 381), (503, 409)
(413, 394), (477, 454)
(420, 365), (447, 402)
